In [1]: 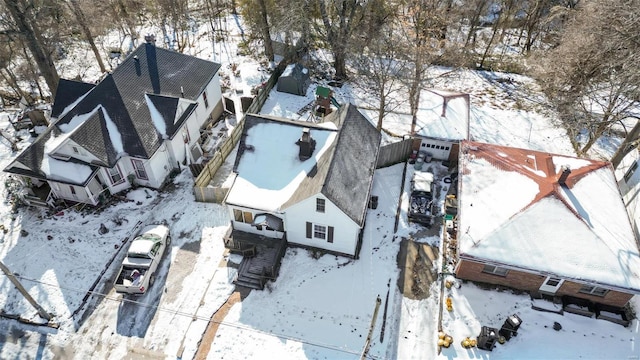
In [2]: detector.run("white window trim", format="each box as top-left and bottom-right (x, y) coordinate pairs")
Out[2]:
(108, 165), (125, 185)
(313, 224), (327, 240)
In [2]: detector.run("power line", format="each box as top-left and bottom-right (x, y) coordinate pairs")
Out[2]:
(1, 273), (381, 359)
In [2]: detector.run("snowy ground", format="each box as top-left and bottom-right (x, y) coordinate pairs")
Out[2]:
(0, 12), (639, 360)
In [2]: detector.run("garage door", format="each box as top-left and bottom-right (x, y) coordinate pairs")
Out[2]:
(419, 139), (451, 160)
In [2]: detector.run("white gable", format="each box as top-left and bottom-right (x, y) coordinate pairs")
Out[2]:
(145, 94), (167, 139)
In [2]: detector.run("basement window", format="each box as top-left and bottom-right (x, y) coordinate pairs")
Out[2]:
(579, 285), (609, 297)
(482, 264), (509, 277)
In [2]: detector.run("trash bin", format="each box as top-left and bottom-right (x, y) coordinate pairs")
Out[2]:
(424, 152), (433, 163)
(499, 314), (522, 341)
(368, 195), (379, 209)
(477, 326), (499, 351)
(414, 157), (424, 170)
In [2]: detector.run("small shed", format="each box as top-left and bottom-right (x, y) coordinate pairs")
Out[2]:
(277, 63), (310, 96)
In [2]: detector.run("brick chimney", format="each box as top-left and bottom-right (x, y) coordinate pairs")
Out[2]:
(144, 34), (156, 45)
(296, 128), (316, 161)
(558, 166), (571, 187)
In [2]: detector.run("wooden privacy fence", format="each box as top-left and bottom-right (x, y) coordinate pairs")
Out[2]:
(377, 137), (415, 168)
(193, 60), (289, 203)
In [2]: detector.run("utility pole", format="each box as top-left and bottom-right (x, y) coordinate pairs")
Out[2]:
(360, 295), (382, 360)
(0, 260), (52, 321)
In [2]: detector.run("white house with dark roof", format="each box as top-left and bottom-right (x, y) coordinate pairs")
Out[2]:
(412, 89), (470, 162)
(4, 38), (222, 207)
(455, 140), (640, 309)
(224, 104), (381, 261)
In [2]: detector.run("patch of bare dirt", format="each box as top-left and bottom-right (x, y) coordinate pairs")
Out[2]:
(397, 238), (439, 300)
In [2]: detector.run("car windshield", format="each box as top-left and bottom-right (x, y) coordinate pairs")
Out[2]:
(139, 234), (161, 241)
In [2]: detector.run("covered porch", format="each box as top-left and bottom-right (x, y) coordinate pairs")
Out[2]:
(223, 226), (287, 290)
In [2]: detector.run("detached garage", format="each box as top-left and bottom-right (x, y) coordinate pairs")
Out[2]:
(277, 63), (311, 96)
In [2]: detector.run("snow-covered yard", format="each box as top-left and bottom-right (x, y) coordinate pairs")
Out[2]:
(0, 13), (639, 360)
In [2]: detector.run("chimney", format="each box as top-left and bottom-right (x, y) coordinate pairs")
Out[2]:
(558, 166), (571, 187)
(144, 34), (156, 45)
(296, 128), (316, 161)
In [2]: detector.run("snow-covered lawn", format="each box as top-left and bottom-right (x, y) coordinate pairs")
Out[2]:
(0, 14), (638, 360)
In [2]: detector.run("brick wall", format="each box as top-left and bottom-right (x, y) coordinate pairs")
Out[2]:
(456, 260), (634, 307)
(557, 281), (633, 308)
(456, 260), (546, 292)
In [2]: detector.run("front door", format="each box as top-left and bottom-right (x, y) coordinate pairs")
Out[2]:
(539, 276), (564, 294)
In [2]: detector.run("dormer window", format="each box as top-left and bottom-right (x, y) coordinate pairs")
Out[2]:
(316, 198), (325, 213)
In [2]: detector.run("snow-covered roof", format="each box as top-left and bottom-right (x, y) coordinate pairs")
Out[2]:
(50, 79), (95, 120)
(226, 117), (338, 212)
(128, 238), (156, 256)
(414, 90), (469, 141)
(457, 140), (640, 292)
(4, 43), (217, 183)
(226, 105), (381, 225)
(412, 171), (434, 192)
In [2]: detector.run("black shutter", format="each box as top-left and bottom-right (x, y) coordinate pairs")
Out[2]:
(328, 226), (334, 243)
(306, 222), (312, 238)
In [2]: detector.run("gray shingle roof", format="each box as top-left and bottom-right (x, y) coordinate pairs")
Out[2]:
(69, 110), (117, 166)
(50, 79), (95, 119)
(238, 104), (380, 226)
(321, 104), (381, 225)
(4, 43), (220, 180)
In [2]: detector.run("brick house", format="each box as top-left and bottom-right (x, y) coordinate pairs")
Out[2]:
(455, 140), (640, 308)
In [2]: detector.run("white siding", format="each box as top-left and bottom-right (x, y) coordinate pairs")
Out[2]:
(285, 194), (360, 257)
(50, 176), (101, 205)
(418, 138), (454, 160)
(97, 163), (130, 195)
(194, 74), (223, 127)
(228, 206), (285, 239)
(123, 149), (170, 189)
(168, 129), (188, 167)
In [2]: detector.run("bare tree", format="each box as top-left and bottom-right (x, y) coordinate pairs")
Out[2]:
(536, 0), (640, 156)
(611, 118), (640, 169)
(317, 0), (365, 80)
(257, 0), (275, 61)
(397, 0), (453, 134)
(238, 0), (276, 60)
(67, 0), (107, 73)
(353, 4), (404, 131)
(3, 0), (60, 96)
(462, 0), (492, 49)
